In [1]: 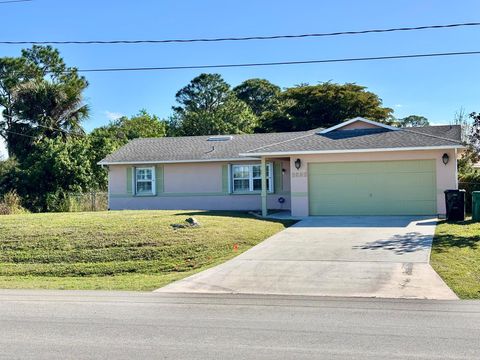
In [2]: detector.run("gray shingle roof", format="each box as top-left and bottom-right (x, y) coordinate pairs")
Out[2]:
(99, 125), (463, 164)
(99, 130), (315, 164)
(244, 125), (463, 154)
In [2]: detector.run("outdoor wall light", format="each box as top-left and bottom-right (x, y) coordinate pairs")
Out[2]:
(282, 168), (286, 175)
(294, 158), (302, 169)
(442, 153), (450, 165)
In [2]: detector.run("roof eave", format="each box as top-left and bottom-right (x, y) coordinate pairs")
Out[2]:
(239, 145), (466, 157)
(97, 157), (260, 166)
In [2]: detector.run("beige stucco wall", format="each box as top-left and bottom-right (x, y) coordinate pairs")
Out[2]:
(340, 120), (382, 130)
(108, 159), (291, 211)
(164, 163), (223, 193)
(289, 149), (458, 216)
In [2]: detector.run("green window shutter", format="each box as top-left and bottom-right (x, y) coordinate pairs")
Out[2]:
(274, 161), (283, 194)
(222, 164), (229, 194)
(155, 165), (164, 195)
(126, 167), (133, 196)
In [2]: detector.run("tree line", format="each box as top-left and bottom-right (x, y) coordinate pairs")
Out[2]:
(0, 46), (477, 212)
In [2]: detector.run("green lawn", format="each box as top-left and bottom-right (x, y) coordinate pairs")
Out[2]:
(0, 210), (294, 291)
(431, 219), (480, 299)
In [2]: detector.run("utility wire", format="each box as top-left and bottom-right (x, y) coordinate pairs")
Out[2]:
(1, 22), (479, 45)
(2, 114), (80, 136)
(70, 50), (480, 73)
(3, 129), (37, 139)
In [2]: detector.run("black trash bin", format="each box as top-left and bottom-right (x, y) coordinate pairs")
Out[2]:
(444, 189), (466, 221)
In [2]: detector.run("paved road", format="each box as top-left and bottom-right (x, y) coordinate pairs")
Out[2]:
(159, 216), (456, 299)
(0, 290), (479, 359)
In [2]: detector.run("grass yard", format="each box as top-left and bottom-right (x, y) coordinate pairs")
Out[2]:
(0, 210), (294, 291)
(431, 219), (480, 299)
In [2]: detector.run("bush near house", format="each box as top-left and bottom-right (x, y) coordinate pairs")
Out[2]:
(0, 210), (294, 290)
(0, 191), (28, 215)
(459, 172), (480, 213)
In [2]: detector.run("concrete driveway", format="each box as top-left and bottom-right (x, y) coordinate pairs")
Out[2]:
(157, 216), (457, 299)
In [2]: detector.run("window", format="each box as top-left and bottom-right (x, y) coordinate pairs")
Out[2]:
(232, 164), (273, 193)
(135, 167), (155, 195)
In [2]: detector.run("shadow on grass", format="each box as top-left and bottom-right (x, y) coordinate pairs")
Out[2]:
(433, 219), (480, 253)
(352, 232), (432, 255)
(174, 210), (297, 227)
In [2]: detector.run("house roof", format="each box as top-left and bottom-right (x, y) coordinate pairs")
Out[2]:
(98, 130), (316, 164)
(99, 122), (464, 165)
(243, 125), (463, 156)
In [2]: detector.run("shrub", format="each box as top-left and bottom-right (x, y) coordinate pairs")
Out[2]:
(459, 171), (480, 213)
(0, 191), (28, 215)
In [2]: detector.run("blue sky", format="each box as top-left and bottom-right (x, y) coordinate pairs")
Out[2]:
(1, 0), (479, 157)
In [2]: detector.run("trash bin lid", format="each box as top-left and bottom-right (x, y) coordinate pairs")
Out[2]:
(444, 189), (466, 193)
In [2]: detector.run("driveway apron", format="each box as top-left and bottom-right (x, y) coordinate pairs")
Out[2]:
(157, 216), (457, 299)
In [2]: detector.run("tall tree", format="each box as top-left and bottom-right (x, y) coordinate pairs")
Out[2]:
(0, 46), (88, 157)
(170, 73), (257, 136)
(397, 115), (429, 127)
(233, 78), (281, 116)
(261, 82), (393, 132)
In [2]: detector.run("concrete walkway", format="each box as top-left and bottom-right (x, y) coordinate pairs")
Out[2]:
(157, 216), (458, 300)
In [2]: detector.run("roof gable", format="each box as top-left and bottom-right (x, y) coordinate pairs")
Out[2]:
(318, 117), (398, 134)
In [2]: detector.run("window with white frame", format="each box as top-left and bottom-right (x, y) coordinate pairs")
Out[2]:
(135, 167), (155, 195)
(232, 164), (273, 193)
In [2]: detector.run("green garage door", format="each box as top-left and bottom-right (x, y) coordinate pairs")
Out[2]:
(308, 160), (437, 215)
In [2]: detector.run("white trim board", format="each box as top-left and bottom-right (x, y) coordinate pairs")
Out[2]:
(98, 157), (259, 166)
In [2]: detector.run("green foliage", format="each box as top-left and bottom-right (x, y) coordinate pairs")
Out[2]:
(170, 73), (258, 135)
(233, 78), (281, 117)
(19, 137), (95, 211)
(458, 171), (480, 213)
(457, 112), (480, 176)
(397, 115), (429, 127)
(88, 110), (167, 189)
(0, 45), (88, 158)
(0, 158), (21, 196)
(260, 82), (393, 132)
(0, 191), (28, 215)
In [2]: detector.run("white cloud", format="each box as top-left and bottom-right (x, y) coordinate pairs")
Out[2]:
(105, 111), (124, 121)
(394, 104), (403, 108)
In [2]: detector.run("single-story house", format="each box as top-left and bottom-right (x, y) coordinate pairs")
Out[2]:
(99, 117), (464, 217)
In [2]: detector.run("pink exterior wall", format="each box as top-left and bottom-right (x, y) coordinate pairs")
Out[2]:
(164, 163), (222, 193)
(289, 149), (458, 217)
(340, 121), (382, 130)
(108, 159), (291, 211)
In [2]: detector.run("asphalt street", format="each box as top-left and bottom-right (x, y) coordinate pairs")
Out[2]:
(0, 290), (479, 359)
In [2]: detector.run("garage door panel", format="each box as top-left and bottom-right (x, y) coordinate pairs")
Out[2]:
(308, 160), (436, 215)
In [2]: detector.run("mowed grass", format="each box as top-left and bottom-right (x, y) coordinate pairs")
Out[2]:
(431, 219), (480, 299)
(0, 210), (294, 291)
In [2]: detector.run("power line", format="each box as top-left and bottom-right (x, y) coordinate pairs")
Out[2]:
(3, 129), (37, 139)
(1, 22), (479, 45)
(71, 50), (480, 73)
(1, 114), (80, 135)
